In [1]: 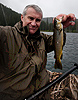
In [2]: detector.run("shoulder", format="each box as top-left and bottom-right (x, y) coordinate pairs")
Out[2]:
(0, 26), (15, 40)
(0, 26), (12, 30)
(0, 26), (12, 34)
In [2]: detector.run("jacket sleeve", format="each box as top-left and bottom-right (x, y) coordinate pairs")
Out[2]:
(0, 26), (9, 40)
(0, 26), (4, 39)
(41, 33), (54, 53)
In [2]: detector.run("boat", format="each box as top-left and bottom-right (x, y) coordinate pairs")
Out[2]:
(48, 71), (78, 100)
(25, 65), (78, 100)
(47, 70), (78, 100)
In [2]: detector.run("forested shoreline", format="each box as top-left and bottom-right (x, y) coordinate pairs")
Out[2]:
(0, 3), (78, 33)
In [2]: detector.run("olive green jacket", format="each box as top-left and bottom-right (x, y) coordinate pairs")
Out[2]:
(0, 21), (66, 100)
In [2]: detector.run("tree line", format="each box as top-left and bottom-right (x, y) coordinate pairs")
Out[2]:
(40, 18), (53, 32)
(40, 18), (78, 33)
(0, 3), (78, 33)
(0, 3), (21, 26)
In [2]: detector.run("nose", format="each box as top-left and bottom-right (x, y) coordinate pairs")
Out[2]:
(31, 20), (36, 26)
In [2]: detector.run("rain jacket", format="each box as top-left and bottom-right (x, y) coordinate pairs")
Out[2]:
(0, 21), (66, 100)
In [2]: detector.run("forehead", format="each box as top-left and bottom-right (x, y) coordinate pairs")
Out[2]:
(26, 7), (42, 19)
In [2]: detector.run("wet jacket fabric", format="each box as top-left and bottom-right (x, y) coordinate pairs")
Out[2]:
(0, 21), (66, 100)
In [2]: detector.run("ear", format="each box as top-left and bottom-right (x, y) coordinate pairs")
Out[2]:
(21, 14), (24, 22)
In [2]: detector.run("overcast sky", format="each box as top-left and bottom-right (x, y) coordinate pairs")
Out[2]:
(0, 0), (78, 19)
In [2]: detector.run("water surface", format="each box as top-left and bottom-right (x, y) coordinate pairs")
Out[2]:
(43, 32), (78, 75)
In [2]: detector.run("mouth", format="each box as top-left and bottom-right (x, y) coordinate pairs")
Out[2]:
(29, 27), (36, 30)
(27, 24), (38, 34)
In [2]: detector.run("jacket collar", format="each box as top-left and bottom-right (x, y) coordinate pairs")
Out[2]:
(14, 21), (41, 39)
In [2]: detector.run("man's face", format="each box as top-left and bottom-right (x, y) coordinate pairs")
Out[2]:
(21, 7), (42, 34)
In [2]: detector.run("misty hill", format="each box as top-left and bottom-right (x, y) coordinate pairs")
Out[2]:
(0, 3), (78, 32)
(0, 3), (21, 26)
(0, 3), (53, 25)
(41, 17), (78, 33)
(42, 17), (53, 24)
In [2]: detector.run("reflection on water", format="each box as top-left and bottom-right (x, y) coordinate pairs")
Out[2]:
(43, 32), (78, 75)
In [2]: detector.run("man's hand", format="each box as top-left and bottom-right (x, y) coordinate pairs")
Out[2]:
(53, 13), (76, 29)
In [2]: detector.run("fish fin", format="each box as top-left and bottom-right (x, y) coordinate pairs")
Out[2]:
(54, 59), (62, 70)
(60, 53), (63, 59)
(59, 29), (62, 34)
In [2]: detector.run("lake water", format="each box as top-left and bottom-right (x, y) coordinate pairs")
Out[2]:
(43, 32), (78, 75)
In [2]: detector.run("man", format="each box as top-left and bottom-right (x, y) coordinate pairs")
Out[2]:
(0, 4), (76, 100)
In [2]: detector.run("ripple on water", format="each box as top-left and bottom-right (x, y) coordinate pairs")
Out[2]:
(45, 32), (78, 75)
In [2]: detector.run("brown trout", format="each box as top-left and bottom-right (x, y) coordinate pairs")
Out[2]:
(53, 17), (64, 69)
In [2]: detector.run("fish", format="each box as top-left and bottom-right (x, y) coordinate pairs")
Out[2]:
(53, 17), (64, 69)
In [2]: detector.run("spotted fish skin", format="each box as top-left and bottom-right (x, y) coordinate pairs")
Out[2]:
(53, 17), (63, 69)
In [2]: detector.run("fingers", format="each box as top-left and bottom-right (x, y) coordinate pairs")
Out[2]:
(70, 21), (75, 26)
(52, 13), (76, 28)
(56, 13), (76, 22)
(64, 13), (76, 28)
(53, 13), (76, 23)
(52, 14), (68, 23)
(63, 21), (75, 29)
(68, 13), (76, 21)
(56, 14), (68, 22)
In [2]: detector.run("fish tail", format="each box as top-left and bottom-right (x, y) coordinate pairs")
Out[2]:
(54, 59), (62, 70)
